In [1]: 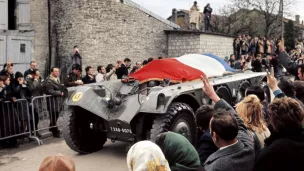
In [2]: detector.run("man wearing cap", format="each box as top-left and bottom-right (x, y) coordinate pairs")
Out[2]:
(65, 64), (83, 87)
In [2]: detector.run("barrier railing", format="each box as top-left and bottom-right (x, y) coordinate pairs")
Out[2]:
(30, 95), (64, 145)
(0, 99), (31, 141)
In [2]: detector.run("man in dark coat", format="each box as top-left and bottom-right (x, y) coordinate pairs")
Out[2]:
(71, 46), (82, 70)
(201, 76), (255, 171)
(44, 67), (65, 138)
(195, 105), (218, 165)
(82, 66), (96, 84)
(253, 69), (304, 171)
(115, 60), (128, 79)
(24, 61), (37, 78)
(203, 3), (212, 32)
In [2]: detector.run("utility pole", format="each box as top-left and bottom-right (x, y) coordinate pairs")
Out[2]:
(280, 0), (284, 38)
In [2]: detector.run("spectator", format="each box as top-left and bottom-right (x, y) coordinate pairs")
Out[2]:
(14, 72), (31, 133)
(26, 69), (42, 137)
(39, 154), (75, 171)
(228, 54), (236, 68)
(294, 80), (304, 104)
(82, 66), (96, 84)
(127, 141), (170, 171)
(24, 61), (37, 78)
(278, 79), (304, 106)
(130, 62), (142, 74)
(0, 75), (19, 148)
(115, 60), (128, 79)
(142, 60), (148, 66)
(298, 64), (304, 81)
(158, 57), (163, 59)
(45, 67), (65, 138)
(148, 57), (154, 63)
(96, 65), (116, 82)
(234, 58), (243, 70)
(195, 105), (218, 165)
(155, 132), (201, 171)
(71, 45), (82, 70)
(65, 64), (83, 87)
(233, 36), (241, 60)
(267, 55), (279, 78)
(236, 95), (270, 152)
(105, 64), (117, 81)
(251, 54), (263, 72)
(0, 76), (4, 97)
(0, 63), (14, 82)
(253, 68), (304, 170)
(203, 3), (212, 32)
(266, 37), (272, 55)
(249, 38), (257, 55)
(245, 85), (268, 123)
(258, 37), (265, 55)
(124, 58), (132, 71)
(201, 76), (254, 171)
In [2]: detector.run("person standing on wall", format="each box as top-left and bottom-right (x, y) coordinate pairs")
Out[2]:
(189, 1), (201, 31)
(203, 3), (212, 32)
(71, 46), (82, 71)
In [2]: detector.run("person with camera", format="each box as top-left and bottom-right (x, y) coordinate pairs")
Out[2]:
(203, 3), (212, 32)
(71, 46), (82, 71)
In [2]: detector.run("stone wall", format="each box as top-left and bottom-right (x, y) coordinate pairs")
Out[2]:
(167, 30), (234, 58)
(30, 0), (49, 76)
(51, 0), (177, 74)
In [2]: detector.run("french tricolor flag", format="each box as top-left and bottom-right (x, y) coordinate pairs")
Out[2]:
(130, 54), (235, 83)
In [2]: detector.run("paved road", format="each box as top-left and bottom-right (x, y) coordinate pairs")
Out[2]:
(0, 138), (128, 171)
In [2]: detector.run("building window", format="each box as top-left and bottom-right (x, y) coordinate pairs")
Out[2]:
(20, 44), (26, 53)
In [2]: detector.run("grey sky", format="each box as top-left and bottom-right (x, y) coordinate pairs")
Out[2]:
(132, 0), (304, 22)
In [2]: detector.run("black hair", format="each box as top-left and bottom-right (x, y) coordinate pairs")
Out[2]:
(106, 64), (113, 73)
(210, 109), (238, 141)
(97, 65), (104, 73)
(72, 64), (81, 71)
(124, 58), (131, 63)
(73, 45), (78, 49)
(245, 85), (265, 102)
(278, 79), (295, 98)
(50, 67), (59, 72)
(85, 66), (92, 73)
(30, 61), (36, 64)
(15, 72), (23, 79)
(148, 57), (154, 63)
(158, 57), (163, 59)
(3, 63), (13, 69)
(143, 60), (148, 66)
(32, 69), (39, 75)
(195, 105), (214, 131)
(0, 75), (8, 82)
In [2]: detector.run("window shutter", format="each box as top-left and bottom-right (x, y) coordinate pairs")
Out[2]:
(0, 0), (8, 30)
(16, 0), (32, 31)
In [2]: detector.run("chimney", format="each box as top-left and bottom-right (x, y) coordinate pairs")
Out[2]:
(171, 8), (177, 23)
(295, 15), (300, 24)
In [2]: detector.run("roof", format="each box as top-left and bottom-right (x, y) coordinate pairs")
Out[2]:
(122, 0), (180, 29)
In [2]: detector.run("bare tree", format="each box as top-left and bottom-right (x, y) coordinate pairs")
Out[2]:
(231, 0), (296, 36)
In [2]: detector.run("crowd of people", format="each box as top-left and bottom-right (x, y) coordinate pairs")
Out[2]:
(228, 35), (304, 79)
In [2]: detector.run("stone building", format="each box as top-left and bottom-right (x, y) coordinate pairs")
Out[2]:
(0, 0), (235, 79)
(0, 0), (179, 77)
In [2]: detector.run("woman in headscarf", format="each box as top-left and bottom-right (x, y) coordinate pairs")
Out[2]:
(127, 140), (171, 171)
(236, 95), (270, 152)
(155, 132), (202, 171)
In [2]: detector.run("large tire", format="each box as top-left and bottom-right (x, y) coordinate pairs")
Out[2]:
(150, 102), (196, 145)
(62, 107), (107, 154)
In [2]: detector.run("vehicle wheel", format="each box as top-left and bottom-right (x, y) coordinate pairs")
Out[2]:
(209, 86), (232, 105)
(261, 82), (272, 103)
(62, 107), (107, 154)
(149, 102), (196, 145)
(237, 80), (251, 102)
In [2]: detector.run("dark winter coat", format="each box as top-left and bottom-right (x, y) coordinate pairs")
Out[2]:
(44, 76), (64, 113)
(115, 64), (128, 79)
(82, 75), (96, 84)
(197, 129), (218, 165)
(204, 100), (255, 171)
(24, 69), (34, 79)
(277, 51), (299, 80)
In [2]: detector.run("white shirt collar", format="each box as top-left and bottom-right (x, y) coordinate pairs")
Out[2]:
(219, 140), (238, 150)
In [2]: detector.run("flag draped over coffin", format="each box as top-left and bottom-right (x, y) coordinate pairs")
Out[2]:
(129, 54), (235, 84)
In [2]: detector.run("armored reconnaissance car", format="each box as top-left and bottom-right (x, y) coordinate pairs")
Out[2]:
(61, 54), (269, 154)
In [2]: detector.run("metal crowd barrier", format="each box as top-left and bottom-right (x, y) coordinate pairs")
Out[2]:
(0, 99), (31, 141)
(30, 95), (64, 145)
(0, 96), (64, 146)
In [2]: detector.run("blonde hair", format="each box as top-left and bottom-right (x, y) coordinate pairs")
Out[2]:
(236, 95), (268, 133)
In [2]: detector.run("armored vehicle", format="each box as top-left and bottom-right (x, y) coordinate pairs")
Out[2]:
(61, 54), (269, 154)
